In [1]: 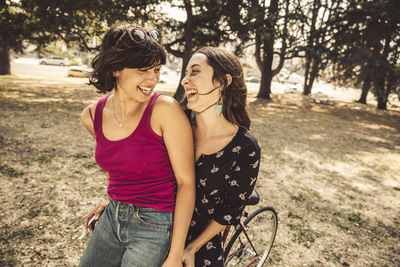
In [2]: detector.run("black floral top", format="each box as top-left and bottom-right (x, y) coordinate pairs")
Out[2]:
(186, 126), (261, 266)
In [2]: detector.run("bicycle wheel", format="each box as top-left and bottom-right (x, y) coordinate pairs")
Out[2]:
(224, 207), (278, 267)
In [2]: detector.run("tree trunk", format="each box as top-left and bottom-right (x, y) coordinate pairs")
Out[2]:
(303, 56), (311, 95)
(374, 68), (387, 110)
(357, 76), (370, 104)
(303, 57), (319, 95)
(0, 42), (10, 75)
(257, 59), (272, 100)
(173, 0), (193, 101)
(257, 47), (273, 99)
(377, 96), (387, 110)
(303, 0), (319, 95)
(257, 0), (278, 100)
(173, 52), (191, 101)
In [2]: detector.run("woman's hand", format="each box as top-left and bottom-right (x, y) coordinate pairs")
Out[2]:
(182, 247), (195, 267)
(83, 199), (109, 232)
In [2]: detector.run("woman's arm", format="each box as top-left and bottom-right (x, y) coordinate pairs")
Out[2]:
(182, 220), (226, 267)
(184, 141), (261, 266)
(153, 96), (196, 267)
(81, 102), (109, 231)
(81, 103), (96, 138)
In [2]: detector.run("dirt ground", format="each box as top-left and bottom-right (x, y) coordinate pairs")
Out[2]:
(0, 75), (399, 267)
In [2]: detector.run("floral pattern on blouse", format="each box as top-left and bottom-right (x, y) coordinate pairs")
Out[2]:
(186, 126), (261, 266)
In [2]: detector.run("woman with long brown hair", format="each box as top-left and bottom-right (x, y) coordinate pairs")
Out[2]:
(181, 47), (261, 266)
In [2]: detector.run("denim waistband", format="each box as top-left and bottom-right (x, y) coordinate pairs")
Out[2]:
(108, 197), (170, 213)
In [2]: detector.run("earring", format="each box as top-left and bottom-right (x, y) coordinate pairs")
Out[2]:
(216, 104), (222, 117)
(216, 96), (222, 117)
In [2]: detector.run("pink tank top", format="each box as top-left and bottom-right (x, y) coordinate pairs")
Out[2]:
(93, 93), (176, 211)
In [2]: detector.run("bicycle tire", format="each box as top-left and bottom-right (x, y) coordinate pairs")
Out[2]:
(224, 206), (278, 267)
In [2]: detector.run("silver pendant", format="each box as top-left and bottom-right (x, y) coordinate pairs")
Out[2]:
(119, 123), (123, 127)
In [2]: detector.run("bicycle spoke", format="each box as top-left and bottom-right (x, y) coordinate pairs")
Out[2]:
(224, 207), (278, 267)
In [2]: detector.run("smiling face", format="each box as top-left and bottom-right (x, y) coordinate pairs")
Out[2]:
(181, 53), (221, 112)
(115, 65), (161, 102)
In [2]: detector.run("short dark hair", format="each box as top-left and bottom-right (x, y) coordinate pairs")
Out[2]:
(89, 24), (166, 93)
(195, 47), (251, 129)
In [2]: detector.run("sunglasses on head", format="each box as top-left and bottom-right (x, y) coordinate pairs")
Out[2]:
(118, 26), (162, 44)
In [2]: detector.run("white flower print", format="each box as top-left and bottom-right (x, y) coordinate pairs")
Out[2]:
(234, 166), (241, 172)
(197, 161), (203, 166)
(239, 192), (247, 200)
(232, 146), (241, 152)
(230, 180), (239, 187)
(206, 241), (216, 250)
(249, 151), (256, 157)
(216, 150), (224, 158)
(210, 164), (219, 173)
(250, 177), (257, 186)
(224, 215), (232, 224)
(210, 189), (219, 195)
(204, 259), (211, 266)
(231, 161), (236, 167)
(191, 220), (197, 226)
(200, 178), (207, 187)
(251, 160), (259, 168)
(218, 255), (223, 261)
(201, 195), (209, 203)
(225, 174), (230, 180)
(208, 208), (214, 214)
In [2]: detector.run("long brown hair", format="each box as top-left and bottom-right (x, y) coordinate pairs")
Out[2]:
(89, 24), (166, 93)
(195, 47), (251, 129)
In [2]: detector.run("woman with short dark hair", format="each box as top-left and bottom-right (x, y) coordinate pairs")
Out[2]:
(78, 24), (195, 267)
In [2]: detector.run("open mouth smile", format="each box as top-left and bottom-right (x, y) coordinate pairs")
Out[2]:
(138, 85), (152, 95)
(186, 89), (197, 98)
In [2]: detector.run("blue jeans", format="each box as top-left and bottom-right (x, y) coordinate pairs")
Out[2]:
(79, 198), (173, 267)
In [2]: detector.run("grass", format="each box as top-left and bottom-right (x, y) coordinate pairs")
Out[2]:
(0, 164), (24, 177)
(0, 254), (19, 267)
(0, 75), (399, 266)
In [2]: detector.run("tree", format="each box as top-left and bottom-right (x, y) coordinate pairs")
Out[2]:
(295, 0), (339, 95)
(0, 0), (158, 75)
(328, 0), (400, 110)
(161, 0), (235, 100)
(0, 0), (30, 74)
(224, 0), (295, 100)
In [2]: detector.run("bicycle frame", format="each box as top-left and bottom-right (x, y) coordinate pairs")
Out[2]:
(222, 221), (261, 267)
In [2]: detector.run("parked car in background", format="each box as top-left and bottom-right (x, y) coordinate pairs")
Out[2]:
(39, 56), (69, 66)
(67, 66), (92, 78)
(245, 76), (261, 83)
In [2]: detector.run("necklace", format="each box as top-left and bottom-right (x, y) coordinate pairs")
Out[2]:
(112, 96), (125, 127)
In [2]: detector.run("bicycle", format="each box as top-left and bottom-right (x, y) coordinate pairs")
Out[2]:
(222, 190), (278, 267)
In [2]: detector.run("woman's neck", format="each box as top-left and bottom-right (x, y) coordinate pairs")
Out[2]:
(194, 108), (237, 138)
(113, 90), (146, 117)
